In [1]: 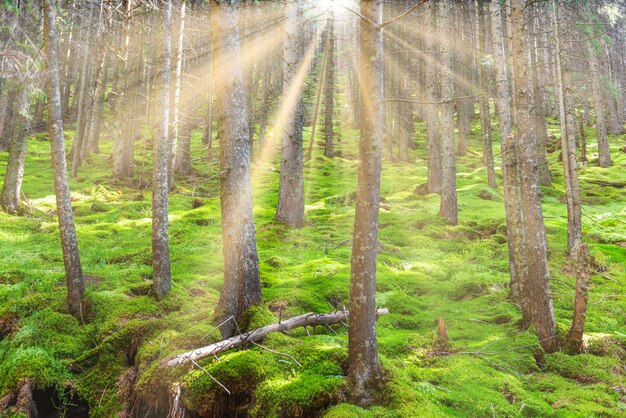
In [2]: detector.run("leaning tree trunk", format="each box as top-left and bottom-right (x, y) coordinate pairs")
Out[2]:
(43, 0), (85, 318)
(511, 0), (556, 353)
(1, 87), (29, 214)
(348, 0), (383, 406)
(275, 0), (305, 228)
(212, 0), (262, 339)
(554, 3), (582, 259)
(438, 0), (458, 226)
(152, 0), (173, 298)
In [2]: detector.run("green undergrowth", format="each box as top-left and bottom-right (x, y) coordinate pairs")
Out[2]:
(0, 115), (624, 417)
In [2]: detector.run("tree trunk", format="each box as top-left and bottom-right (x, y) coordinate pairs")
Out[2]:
(554, 4), (583, 259)
(491, 0), (530, 322)
(425, 1), (441, 194)
(438, 0), (458, 226)
(567, 243), (590, 354)
(529, 14), (552, 187)
(348, 0), (383, 405)
(586, 38), (611, 167)
(152, 0), (173, 298)
(212, 0), (262, 339)
(324, 11), (335, 158)
(1, 88), (29, 214)
(174, 0), (192, 177)
(512, 0), (556, 353)
(43, 0), (85, 318)
(478, 0), (496, 189)
(275, 0), (305, 228)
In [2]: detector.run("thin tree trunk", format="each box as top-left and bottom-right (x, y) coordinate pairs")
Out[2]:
(530, 14), (552, 187)
(586, 38), (611, 167)
(43, 0), (85, 318)
(567, 243), (590, 354)
(174, 0), (192, 177)
(324, 11), (335, 158)
(425, 1), (441, 194)
(478, 0), (496, 188)
(152, 0), (173, 298)
(554, 4), (582, 259)
(212, 0), (262, 339)
(348, 0), (383, 405)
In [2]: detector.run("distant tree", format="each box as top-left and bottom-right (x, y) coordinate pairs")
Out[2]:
(152, 0), (173, 298)
(348, 0), (383, 405)
(324, 9), (335, 159)
(212, 0), (262, 338)
(43, 0), (85, 318)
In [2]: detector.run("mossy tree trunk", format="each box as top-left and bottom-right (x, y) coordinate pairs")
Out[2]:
(1, 87), (29, 214)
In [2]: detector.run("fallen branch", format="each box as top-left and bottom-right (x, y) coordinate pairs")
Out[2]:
(585, 179), (625, 188)
(162, 309), (389, 367)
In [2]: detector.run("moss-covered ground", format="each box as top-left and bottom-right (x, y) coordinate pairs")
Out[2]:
(0, 115), (624, 417)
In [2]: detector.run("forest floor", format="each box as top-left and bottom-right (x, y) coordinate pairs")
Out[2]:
(0, 116), (625, 417)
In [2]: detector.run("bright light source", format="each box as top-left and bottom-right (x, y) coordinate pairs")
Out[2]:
(317, 0), (354, 16)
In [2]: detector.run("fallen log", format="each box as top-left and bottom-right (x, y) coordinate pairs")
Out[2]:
(162, 308), (390, 367)
(585, 179), (625, 188)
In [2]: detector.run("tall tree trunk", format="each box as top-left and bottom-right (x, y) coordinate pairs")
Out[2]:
(212, 0), (262, 339)
(43, 0), (85, 318)
(425, 1), (441, 194)
(1, 88), (29, 214)
(438, 0), (458, 226)
(530, 14), (552, 187)
(478, 0), (496, 188)
(348, 0), (383, 404)
(152, 0), (173, 298)
(174, 0), (192, 177)
(511, 0), (556, 353)
(491, 0), (530, 322)
(586, 37), (611, 167)
(324, 10), (335, 158)
(275, 0), (305, 228)
(554, 4), (582, 259)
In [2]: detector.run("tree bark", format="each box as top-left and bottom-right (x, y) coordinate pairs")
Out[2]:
(275, 0), (305, 228)
(554, 4), (583, 259)
(567, 243), (590, 354)
(512, 0), (556, 353)
(1, 88), (29, 214)
(478, 0), (496, 189)
(425, 3), (441, 194)
(324, 10), (335, 158)
(212, 0), (262, 339)
(586, 37), (611, 167)
(438, 0), (458, 226)
(43, 0), (85, 318)
(152, 0), (173, 298)
(171, 0), (188, 184)
(348, 0), (383, 405)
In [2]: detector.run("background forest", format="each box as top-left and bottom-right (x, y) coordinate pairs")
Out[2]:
(0, 0), (625, 417)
